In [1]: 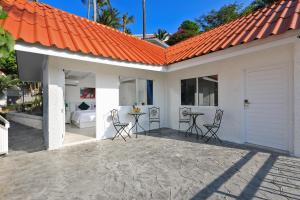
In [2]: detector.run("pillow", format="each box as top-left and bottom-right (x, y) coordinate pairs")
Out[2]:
(78, 102), (90, 110)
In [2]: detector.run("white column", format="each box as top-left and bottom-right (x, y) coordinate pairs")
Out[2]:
(294, 41), (300, 156)
(43, 59), (65, 150)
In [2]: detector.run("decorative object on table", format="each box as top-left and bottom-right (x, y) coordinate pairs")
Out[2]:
(111, 109), (130, 141)
(132, 105), (141, 113)
(202, 109), (224, 143)
(178, 107), (191, 133)
(185, 111), (205, 139)
(148, 106), (160, 133)
(128, 111), (146, 138)
(80, 87), (95, 99)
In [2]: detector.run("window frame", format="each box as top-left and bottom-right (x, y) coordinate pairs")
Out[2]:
(180, 75), (219, 107)
(119, 76), (154, 106)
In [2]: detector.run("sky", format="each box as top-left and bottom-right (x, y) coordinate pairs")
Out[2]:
(41, 0), (253, 34)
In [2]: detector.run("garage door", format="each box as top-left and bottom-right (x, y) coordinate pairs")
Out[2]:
(245, 66), (289, 151)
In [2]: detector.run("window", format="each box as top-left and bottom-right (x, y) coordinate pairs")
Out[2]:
(181, 75), (218, 106)
(181, 78), (197, 105)
(119, 76), (153, 106)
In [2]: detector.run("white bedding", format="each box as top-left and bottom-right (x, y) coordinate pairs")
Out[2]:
(71, 110), (96, 124)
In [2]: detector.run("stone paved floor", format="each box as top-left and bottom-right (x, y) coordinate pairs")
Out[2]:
(8, 122), (45, 156)
(1, 129), (300, 200)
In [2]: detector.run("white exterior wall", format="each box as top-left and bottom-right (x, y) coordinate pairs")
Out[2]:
(47, 57), (167, 143)
(294, 41), (300, 156)
(44, 42), (298, 154)
(167, 44), (294, 147)
(43, 58), (65, 149)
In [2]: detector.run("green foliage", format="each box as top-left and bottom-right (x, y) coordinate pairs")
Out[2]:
(180, 20), (200, 32)
(97, 8), (121, 29)
(122, 13), (135, 33)
(154, 29), (169, 41)
(0, 6), (14, 58)
(242, 0), (278, 15)
(196, 3), (241, 32)
(167, 30), (197, 46)
(0, 51), (18, 75)
(124, 28), (132, 34)
(0, 75), (20, 95)
(166, 20), (199, 46)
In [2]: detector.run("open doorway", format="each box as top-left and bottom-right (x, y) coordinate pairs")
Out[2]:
(63, 70), (96, 146)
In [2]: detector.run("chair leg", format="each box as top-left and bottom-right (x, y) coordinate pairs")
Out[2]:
(202, 127), (212, 139)
(178, 123), (180, 134)
(212, 132), (222, 143)
(205, 130), (213, 143)
(123, 126), (131, 138)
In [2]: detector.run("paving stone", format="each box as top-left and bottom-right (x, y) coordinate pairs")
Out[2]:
(1, 128), (300, 199)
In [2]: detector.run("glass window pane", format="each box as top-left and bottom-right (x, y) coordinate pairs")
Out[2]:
(198, 75), (218, 106)
(119, 77), (153, 106)
(147, 80), (153, 105)
(119, 77), (136, 106)
(181, 78), (197, 105)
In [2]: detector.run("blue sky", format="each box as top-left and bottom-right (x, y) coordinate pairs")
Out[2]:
(41, 0), (253, 34)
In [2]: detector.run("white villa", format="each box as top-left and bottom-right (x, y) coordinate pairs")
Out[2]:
(1, 0), (300, 157)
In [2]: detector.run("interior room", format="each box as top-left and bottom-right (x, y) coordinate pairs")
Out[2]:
(64, 70), (96, 146)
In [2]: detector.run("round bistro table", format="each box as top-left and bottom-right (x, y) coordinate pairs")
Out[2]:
(128, 112), (146, 138)
(185, 112), (205, 139)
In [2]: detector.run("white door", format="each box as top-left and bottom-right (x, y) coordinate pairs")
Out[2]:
(245, 66), (289, 151)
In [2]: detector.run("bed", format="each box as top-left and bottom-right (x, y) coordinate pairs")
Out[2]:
(68, 102), (96, 128)
(71, 109), (96, 128)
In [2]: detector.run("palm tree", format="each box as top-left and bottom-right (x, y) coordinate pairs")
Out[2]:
(154, 29), (169, 41)
(97, 8), (121, 29)
(94, 0), (112, 22)
(81, 0), (111, 21)
(122, 13), (135, 33)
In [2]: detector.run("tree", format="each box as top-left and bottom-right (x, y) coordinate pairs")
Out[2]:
(196, 3), (241, 32)
(97, 8), (121, 29)
(0, 75), (19, 96)
(95, 0), (111, 22)
(0, 51), (19, 96)
(0, 51), (17, 75)
(167, 20), (199, 46)
(125, 28), (132, 34)
(154, 29), (169, 41)
(122, 13), (135, 33)
(180, 20), (200, 32)
(242, 0), (278, 15)
(167, 30), (197, 46)
(0, 6), (14, 58)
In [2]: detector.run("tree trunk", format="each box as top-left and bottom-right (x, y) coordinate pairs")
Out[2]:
(123, 23), (126, 32)
(93, 0), (97, 22)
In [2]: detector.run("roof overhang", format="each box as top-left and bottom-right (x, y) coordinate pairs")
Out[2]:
(167, 30), (300, 72)
(14, 30), (300, 77)
(15, 41), (166, 73)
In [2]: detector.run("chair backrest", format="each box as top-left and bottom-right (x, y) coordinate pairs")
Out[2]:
(213, 109), (224, 127)
(149, 107), (160, 120)
(111, 109), (120, 124)
(179, 107), (191, 121)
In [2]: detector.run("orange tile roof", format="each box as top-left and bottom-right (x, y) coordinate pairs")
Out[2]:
(0, 0), (166, 65)
(0, 0), (300, 66)
(166, 0), (300, 64)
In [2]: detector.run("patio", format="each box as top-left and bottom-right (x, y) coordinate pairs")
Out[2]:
(1, 128), (299, 199)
